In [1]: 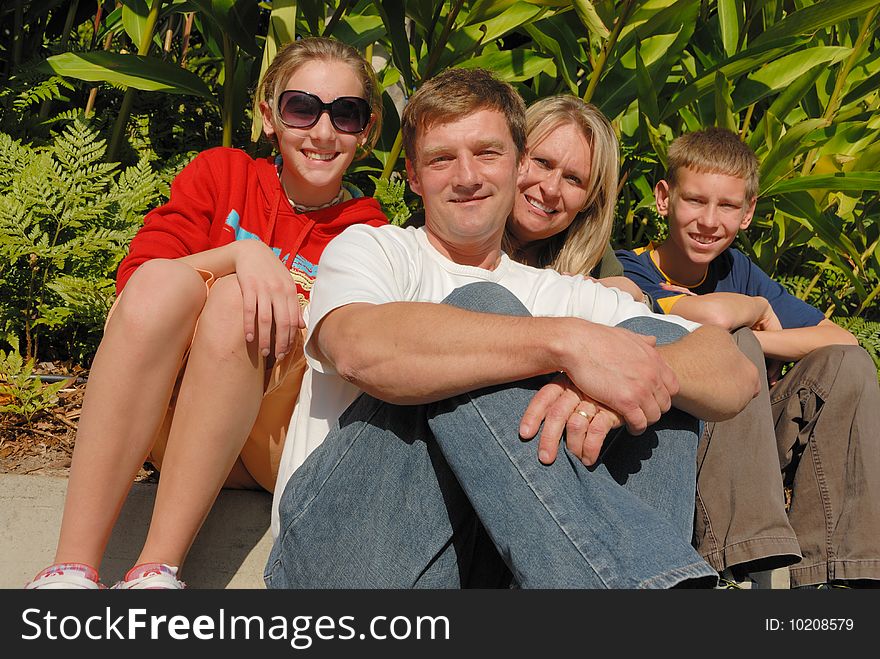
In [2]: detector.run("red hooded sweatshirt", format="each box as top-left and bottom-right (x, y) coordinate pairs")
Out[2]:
(116, 147), (388, 298)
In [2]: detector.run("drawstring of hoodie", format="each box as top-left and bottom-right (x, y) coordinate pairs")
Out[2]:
(290, 216), (316, 262)
(266, 185), (315, 263)
(266, 187), (282, 244)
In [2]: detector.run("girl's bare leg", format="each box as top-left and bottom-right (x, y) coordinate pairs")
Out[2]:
(136, 274), (267, 568)
(54, 260), (208, 567)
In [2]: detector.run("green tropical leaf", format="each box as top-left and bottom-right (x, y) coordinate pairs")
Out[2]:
(297, 0), (323, 36)
(456, 49), (555, 83)
(636, 42), (660, 127)
(572, 0), (609, 39)
(265, 0), (297, 46)
(662, 37), (806, 120)
(446, 2), (546, 66)
(465, 0), (568, 26)
(759, 119), (830, 189)
(248, 0), (297, 144)
(375, 0), (414, 88)
(600, 25), (693, 121)
(733, 46), (851, 111)
(617, 0), (699, 57)
(841, 69), (880, 108)
(188, 0), (260, 57)
(717, 0), (741, 58)
(774, 192), (866, 290)
(42, 52), (215, 100)
(765, 172), (880, 195)
(713, 71), (736, 131)
(753, 0), (880, 47)
(618, 30), (685, 69)
(525, 16), (582, 95)
(333, 14), (385, 50)
(120, 0), (150, 50)
(851, 139), (880, 173)
(404, 0), (440, 31)
(812, 122), (880, 165)
(747, 64), (826, 150)
(96, 6), (124, 43)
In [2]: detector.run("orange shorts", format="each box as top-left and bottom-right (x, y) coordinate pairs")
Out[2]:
(107, 268), (306, 493)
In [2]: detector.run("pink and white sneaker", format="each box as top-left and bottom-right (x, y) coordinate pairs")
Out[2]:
(112, 563), (185, 589)
(25, 563), (105, 589)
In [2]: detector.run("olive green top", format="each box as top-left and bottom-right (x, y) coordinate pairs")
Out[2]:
(590, 243), (624, 278)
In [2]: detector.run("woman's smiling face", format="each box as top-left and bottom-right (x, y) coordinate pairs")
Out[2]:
(509, 121), (592, 246)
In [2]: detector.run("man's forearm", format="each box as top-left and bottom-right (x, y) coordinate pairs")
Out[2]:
(658, 324), (759, 420)
(316, 301), (682, 435)
(316, 302), (572, 404)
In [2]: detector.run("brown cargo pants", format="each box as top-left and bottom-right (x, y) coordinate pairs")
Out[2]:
(693, 327), (880, 587)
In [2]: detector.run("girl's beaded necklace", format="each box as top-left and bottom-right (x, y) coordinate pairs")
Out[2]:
(276, 155), (351, 212)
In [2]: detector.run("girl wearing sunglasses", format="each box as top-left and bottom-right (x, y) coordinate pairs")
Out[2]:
(26, 37), (387, 589)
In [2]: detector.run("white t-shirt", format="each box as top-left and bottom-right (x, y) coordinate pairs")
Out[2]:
(271, 225), (700, 537)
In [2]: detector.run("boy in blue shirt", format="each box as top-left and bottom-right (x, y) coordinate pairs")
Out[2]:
(618, 127), (880, 587)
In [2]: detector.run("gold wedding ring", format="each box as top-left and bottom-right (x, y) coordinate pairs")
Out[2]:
(575, 409), (590, 419)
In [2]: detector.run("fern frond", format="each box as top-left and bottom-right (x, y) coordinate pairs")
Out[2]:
(0, 123), (165, 362)
(0, 133), (40, 189)
(369, 174), (412, 226)
(832, 316), (880, 383)
(13, 77), (74, 113)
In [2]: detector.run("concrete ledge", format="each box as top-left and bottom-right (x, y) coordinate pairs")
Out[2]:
(0, 473), (272, 589)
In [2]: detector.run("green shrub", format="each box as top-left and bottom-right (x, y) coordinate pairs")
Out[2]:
(832, 316), (880, 383)
(0, 118), (168, 364)
(369, 174), (413, 226)
(0, 347), (69, 425)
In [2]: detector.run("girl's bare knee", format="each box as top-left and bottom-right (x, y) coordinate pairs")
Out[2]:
(110, 260), (207, 332)
(191, 275), (252, 357)
(201, 275), (245, 329)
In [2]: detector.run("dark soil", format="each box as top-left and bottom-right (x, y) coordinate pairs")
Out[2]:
(0, 364), (156, 482)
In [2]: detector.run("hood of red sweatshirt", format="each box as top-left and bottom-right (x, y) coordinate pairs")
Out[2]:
(251, 152), (386, 243)
(116, 147), (387, 295)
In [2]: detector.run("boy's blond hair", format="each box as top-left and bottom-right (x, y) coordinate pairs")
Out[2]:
(402, 67), (526, 165)
(666, 127), (759, 200)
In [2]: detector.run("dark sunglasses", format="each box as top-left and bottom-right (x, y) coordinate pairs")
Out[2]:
(277, 89), (371, 134)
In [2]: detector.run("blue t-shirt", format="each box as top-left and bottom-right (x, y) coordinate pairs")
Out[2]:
(616, 244), (825, 329)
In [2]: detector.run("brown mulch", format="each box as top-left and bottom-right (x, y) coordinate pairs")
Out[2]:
(0, 363), (156, 481)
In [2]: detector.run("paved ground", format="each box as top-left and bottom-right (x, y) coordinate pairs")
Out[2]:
(0, 473), (272, 589)
(1, 473), (792, 590)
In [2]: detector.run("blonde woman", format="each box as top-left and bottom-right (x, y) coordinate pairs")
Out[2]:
(505, 95), (644, 301)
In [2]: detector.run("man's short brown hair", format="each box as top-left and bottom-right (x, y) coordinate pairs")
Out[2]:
(402, 68), (526, 165)
(666, 127), (760, 200)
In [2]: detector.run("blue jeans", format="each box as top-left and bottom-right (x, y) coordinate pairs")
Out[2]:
(266, 282), (717, 588)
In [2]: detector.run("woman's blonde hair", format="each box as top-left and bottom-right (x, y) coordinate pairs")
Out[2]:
(506, 95), (619, 275)
(257, 36), (383, 153)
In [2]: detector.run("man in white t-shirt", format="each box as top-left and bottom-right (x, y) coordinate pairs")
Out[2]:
(265, 68), (759, 589)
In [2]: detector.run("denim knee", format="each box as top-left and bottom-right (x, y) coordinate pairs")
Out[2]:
(441, 282), (530, 317)
(616, 316), (688, 346)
